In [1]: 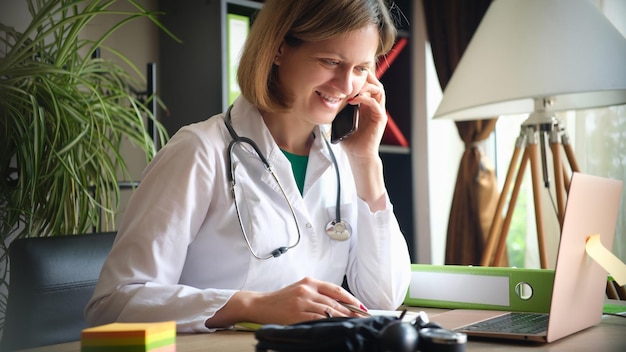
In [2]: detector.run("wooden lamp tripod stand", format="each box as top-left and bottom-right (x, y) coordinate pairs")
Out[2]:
(481, 98), (580, 269)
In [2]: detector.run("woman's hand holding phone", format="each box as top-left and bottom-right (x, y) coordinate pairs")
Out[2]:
(338, 71), (387, 157)
(336, 71), (389, 212)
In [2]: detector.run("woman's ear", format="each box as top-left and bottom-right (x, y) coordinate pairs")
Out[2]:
(274, 43), (285, 65)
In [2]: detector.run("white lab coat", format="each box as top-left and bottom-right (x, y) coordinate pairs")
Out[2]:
(85, 97), (411, 332)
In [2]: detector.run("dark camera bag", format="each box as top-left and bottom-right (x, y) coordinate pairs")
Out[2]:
(254, 315), (401, 352)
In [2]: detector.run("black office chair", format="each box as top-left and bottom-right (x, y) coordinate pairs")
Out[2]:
(0, 232), (116, 351)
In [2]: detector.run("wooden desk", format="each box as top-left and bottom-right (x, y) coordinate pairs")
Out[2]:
(19, 308), (626, 352)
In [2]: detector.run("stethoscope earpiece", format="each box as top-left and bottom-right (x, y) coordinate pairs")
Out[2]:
(325, 220), (351, 241)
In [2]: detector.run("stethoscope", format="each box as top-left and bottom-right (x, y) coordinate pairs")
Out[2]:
(224, 104), (351, 260)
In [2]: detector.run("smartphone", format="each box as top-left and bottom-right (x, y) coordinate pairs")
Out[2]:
(331, 103), (359, 144)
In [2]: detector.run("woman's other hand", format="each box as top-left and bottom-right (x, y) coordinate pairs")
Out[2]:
(205, 277), (367, 328)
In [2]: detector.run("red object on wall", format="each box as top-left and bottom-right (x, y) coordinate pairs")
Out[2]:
(377, 37), (409, 147)
(377, 37), (408, 78)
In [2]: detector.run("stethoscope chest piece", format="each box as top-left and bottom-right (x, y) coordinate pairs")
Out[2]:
(325, 219), (351, 241)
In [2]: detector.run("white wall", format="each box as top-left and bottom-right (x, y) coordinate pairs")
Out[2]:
(412, 0), (464, 265)
(425, 51), (463, 265)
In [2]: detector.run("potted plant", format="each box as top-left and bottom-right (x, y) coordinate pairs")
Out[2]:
(0, 0), (178, 330)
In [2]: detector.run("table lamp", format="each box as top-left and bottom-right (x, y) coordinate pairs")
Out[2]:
(432, 0), (626, 268)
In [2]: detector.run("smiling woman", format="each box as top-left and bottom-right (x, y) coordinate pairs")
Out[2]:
(84, 0), (412, 334)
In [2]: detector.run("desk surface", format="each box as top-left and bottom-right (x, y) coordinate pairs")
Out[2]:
(20, 308), (626, 352)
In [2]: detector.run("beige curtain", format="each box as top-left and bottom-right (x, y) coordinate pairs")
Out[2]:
(423, 0), (503, 265)
(444, 121), (499, 264)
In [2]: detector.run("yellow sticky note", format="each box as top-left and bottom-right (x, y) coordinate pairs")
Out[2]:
(585, 234), (626, 286)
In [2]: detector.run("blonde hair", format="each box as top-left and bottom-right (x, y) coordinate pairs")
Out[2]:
(237, 0), (398, 112)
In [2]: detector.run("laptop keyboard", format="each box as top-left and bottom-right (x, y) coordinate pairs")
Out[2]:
(461, 312), (549, 335)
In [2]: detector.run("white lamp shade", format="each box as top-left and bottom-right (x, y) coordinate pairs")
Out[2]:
(433, 0), (626, 121)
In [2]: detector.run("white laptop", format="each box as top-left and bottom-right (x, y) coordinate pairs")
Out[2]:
(431, 172), (623, 343)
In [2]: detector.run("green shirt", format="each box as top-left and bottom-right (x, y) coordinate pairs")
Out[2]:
(281, 150), (308, 195)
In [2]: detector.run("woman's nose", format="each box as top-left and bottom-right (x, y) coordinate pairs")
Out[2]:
(333, 68), (357, 96)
